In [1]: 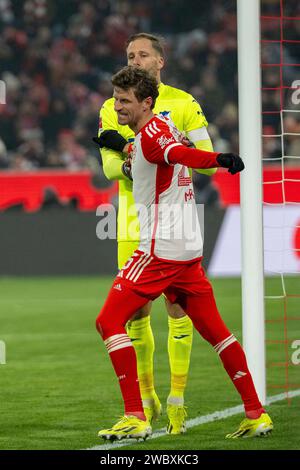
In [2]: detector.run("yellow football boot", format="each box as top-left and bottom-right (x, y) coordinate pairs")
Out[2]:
(226, 413), (273, 439)
(143, 393), (162, 425)
(166, 404), (187, 434)
(98, 415), (152, 441)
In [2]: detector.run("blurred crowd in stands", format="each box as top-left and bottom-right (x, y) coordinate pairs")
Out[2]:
(0, 0), (299, 180)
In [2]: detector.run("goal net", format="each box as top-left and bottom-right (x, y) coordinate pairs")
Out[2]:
(261, 0), (300, 401)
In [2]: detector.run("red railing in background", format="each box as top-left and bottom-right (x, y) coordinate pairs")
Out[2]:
(0, 170), (118, 212)
(0, 166), (299, 211)
(212, 166), (300, 205)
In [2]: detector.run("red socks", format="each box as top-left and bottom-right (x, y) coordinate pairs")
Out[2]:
(218, 339), (263, 414)
(105, 334), (145, 419)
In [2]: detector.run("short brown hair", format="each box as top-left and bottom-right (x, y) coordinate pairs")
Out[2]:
(111, 66), (159, 110)
(126, 33), (165, 58)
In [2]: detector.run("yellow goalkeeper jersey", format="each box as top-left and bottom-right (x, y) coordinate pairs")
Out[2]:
(99, 82), (214, 241)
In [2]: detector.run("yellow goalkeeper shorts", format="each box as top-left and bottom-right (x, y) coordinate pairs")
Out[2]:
(118, 240), (139, 270)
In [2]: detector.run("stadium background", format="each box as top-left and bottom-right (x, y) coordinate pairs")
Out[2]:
(0, 0), (299, 451)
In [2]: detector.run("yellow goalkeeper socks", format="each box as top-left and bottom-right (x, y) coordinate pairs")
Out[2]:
(168, 315), (193, 403)
(126, 316), (155, 400)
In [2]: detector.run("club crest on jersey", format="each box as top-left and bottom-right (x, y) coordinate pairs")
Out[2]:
(157, 135), (175, 149)
(159, 110), (171, 117)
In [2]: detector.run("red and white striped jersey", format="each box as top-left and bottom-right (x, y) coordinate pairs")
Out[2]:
(132, 115), (203, 262)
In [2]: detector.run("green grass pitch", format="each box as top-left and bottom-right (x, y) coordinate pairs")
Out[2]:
(0, 276), (299, 450)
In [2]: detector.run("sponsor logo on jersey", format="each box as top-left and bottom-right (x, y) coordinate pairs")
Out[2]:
(184, 189), (194, 201)
(156, 135), (175, 149)
(178, 167), (192, 187)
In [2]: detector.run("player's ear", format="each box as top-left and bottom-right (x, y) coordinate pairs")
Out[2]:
(143, 96), (153, 110)
(157, 55), (164, 71)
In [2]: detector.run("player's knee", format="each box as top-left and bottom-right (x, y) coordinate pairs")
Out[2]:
(95, 315), (104, 337)
(96, 308), (124, 339)
(95, 311), (112, 338)
(130, 301), (152, 320)
(165, 298), (186, 319)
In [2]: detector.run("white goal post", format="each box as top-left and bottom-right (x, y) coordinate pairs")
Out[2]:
(237, 0), (266, 404)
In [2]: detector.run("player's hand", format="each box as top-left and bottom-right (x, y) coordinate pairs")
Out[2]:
(181, 137), (195, 148)
(93, 130), (127, 153)
(121, 156), (132, 181)
(216, 153), (245, 175)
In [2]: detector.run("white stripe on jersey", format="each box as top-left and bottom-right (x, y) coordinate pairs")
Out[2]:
(152, 121), (161, 133)
(149, 122), (159, 135)
(145, 126), (153, 138)
(164, 142), (183, 164)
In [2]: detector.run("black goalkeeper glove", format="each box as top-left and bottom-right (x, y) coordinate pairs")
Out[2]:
(216, 153), (245, 175)
(93, 130), (127, 152)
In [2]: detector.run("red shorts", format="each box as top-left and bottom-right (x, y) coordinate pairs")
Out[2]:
(114, 250), (212, 302)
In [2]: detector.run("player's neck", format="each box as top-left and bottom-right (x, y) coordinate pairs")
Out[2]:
(131, 111), (154, 135)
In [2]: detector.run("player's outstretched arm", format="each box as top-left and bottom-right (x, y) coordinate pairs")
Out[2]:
(167, 145), (244, 175)
(216, 153), (245, 175)
(193, 138), (217, 176)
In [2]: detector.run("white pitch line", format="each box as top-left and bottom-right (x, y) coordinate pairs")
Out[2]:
(87, 389), (300, 450)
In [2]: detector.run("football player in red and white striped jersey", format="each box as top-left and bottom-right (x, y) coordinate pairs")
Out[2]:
(96, 66), (273, 441)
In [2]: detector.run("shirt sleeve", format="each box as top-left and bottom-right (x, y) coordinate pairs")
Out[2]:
(183, 95), (208, 133)
(141, 122), (220, 169)
(167, 145), (220, 169)
(99, 103), (127, 181)
(141, 125), (184, 165)
(182, 95), (217, 175)
(194, 138), (218, 175)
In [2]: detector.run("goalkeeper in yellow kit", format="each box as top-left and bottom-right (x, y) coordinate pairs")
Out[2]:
(94, 33), (217, 434)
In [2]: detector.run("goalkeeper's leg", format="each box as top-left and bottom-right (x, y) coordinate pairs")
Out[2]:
(165, 299), (193, 434)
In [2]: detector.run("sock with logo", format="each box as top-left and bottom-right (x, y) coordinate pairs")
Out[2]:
(183, 292), (262, 415)
(167, 315), (193, 403)
(217, 338), (263, 413)
(126, 316), (156, 401)
(104, 334), (145, 418)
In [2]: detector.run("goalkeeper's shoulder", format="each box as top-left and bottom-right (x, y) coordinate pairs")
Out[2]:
(161, 83), (199, 104)
(99, 97), (115, 117)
